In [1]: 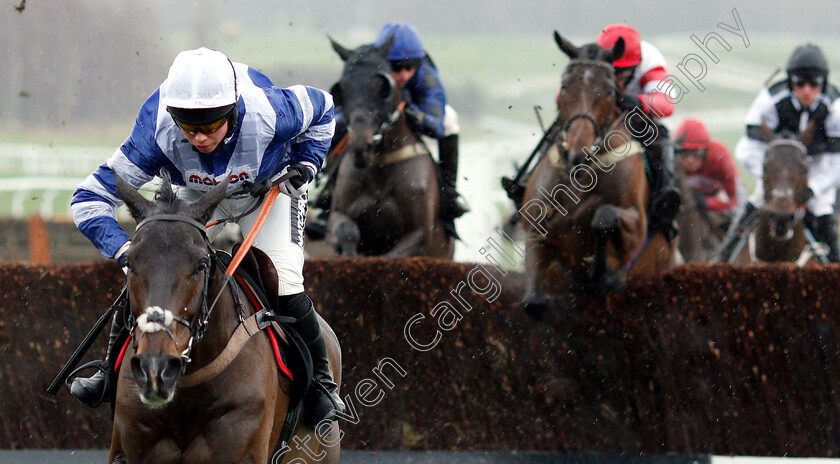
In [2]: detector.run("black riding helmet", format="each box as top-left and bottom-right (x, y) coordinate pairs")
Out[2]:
(787, 43), (829, 88)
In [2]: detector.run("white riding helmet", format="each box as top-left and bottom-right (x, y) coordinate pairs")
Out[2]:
(161, 47), (238, 124)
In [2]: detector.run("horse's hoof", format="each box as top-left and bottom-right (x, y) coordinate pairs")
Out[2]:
(592, 205), (620, 233)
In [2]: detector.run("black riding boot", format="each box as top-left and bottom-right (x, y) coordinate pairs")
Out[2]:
(646, 136), (681, 241)
(438, 134), (470, 220)
(69, 307), (126, 407)
(713, 202), (758, 263)
(813, 214), (840, 263)
(279, 293), (346, 427)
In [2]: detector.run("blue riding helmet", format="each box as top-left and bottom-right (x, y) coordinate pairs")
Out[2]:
(373, 22), (426, 61)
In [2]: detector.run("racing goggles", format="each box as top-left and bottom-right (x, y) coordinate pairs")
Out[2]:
(174, 116), (228, 135)
(791, 75), (825, 89)
(390, 58), (422, 72)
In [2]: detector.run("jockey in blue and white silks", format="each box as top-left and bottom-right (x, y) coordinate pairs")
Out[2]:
(68, 47), (346, 426)
(72, 58), (333, 262)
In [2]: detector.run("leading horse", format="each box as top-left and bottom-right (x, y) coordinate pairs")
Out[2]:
(325, 35), (454, 258)
(521, 32), (677, 318)
(109, 176), (341, 464)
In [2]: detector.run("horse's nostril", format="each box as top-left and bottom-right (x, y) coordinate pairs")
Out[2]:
(161, 356), (183, 383)
(130, 356), (148, 386)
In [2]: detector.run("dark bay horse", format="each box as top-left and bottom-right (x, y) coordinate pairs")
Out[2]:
(521, 32), (676, 318)
(110, 176), (341, 464)
(731, 133), (813, 263)
(325, 35), (454, 258)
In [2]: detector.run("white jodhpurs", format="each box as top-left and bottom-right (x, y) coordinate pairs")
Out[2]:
(177, 181), (308, 296)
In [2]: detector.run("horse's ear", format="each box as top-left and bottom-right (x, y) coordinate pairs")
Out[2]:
(190, 178), (229, 225)
(554, 31), (578, 59)
(608, 37), (625, 64)
(328, 35), (353, 62)
(375, 33), (396, 58)
(115, 174), (153, 222)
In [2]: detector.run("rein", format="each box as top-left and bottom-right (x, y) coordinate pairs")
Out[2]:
(372, 100), (406, 145)
(369, 70), (404, 144)
(129, 173), (293, 371)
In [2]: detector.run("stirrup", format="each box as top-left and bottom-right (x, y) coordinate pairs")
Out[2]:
(66, 360), (110, 408)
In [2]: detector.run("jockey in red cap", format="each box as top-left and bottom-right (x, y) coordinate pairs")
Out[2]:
(674, 118), (747, 219)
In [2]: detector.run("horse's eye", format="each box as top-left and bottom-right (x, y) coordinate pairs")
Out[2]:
(195, 259), (209, 275)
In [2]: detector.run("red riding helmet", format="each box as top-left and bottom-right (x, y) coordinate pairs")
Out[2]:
(674, 118), (711, 150)
(596, 24), (642, 68)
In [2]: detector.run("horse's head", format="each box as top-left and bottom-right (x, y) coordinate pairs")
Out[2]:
(762, 133), (810, 240)
(115, 172), (227, 407)
(554, 31), (623, 165)
(329, 34), (404, 169)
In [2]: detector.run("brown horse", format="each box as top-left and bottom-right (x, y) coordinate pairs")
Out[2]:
(110, 176), (341, 464)
(325, 35), (454, 258)
(674, 158), (724, 263)
(729, 134), (814, 263)
(521, 32), (676, 319)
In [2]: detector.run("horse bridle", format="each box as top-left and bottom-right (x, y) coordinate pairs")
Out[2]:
(761, 138), (810, 240)
(130, 214), (218, 366)
(557, 60), (619, 158)
(370, 71), (404, 144)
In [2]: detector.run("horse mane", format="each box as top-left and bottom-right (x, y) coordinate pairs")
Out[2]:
(151, 169), (186, 215)
(576, 43), (611, 61)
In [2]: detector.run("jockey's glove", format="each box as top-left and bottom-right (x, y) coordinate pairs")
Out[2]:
(248, 178), (273, 198)
(617, 93), (644, 112)
(404, 105), (425, 128)
(277, 163), (315, 199)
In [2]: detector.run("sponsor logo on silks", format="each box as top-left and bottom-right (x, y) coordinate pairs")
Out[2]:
(185, 169), (253, 190)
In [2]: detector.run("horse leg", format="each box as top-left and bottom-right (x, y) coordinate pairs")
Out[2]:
(587, 204), (639, 293)
(522, 240), (565, 321)
(326, 212), (360, 256)
(108, 443), (127, 464)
